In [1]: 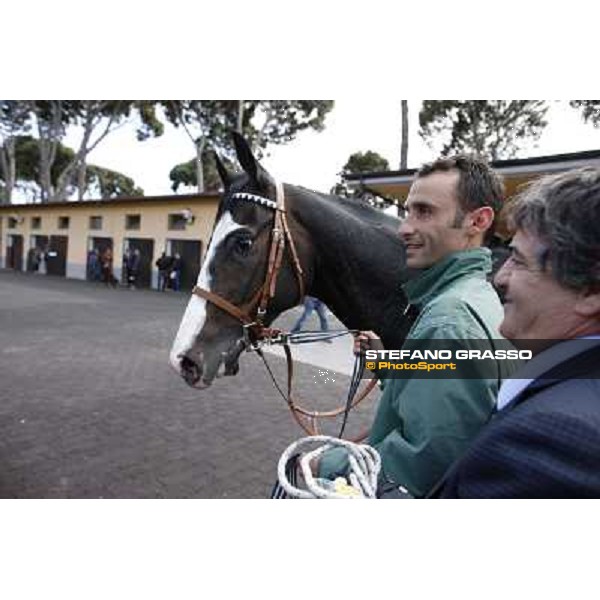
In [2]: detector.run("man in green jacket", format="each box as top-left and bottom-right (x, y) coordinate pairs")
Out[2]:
(318, 156), (520, 497)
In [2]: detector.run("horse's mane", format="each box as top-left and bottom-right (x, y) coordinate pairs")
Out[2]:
(289, 185), (400, 229)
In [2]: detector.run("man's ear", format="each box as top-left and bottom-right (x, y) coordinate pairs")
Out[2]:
(468, 207), (495, 236)
(574, 288), (600, 318)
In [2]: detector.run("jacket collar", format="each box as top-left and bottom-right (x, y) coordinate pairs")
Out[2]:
(501, 337), (600, 411)
(402, 248), (492, 308)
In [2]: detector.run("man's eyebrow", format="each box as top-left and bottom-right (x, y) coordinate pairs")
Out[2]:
(408, 199), (436, 209)
(508, 244), (528, 261)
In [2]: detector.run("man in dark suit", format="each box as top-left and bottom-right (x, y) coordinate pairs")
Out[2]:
(434, 167), (600, 498)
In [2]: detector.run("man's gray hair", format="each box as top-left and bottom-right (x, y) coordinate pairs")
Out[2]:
(509, 167), (600, 290)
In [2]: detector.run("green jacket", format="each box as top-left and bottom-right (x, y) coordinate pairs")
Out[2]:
(319, 248), (520, 497)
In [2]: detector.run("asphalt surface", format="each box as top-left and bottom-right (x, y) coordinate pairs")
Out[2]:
(0, 270), (378, 498)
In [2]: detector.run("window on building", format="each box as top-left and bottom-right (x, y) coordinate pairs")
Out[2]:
(58, 216), (70, 229)
(168, 213), (187, 231)
(31, 216), (42, 229)
(125, 214), (141, 230)
(89, 216), (102, 230)
(8, 216), (18, 228)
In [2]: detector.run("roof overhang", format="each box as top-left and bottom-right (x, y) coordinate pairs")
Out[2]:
(344, 149), (600, 202)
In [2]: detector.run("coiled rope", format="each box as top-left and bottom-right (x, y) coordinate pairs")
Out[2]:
(275, 436), (381, 499)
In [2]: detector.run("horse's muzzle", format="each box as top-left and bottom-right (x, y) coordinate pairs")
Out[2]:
(179, 355), (204, 387)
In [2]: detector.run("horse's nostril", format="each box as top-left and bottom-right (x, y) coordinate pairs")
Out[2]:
(180, 355), (202, 386)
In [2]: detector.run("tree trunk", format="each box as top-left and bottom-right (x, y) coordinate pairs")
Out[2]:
(77, 161), (87, 200)
(400, 100), (409, 170)
(54, 101), (123, 202)
(34, 101), (63, 203)
(0, 137), (16, 203)
(54, 103), (95, 201)
(196, 138), (206, 193)
(39, 139), (54, 203)
(237, 101), (244, 133)
(470, 102), (484, 157)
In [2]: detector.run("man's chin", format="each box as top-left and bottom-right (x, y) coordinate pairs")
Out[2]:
(499, 319), (518, 344)
(406, 256), (431, 269)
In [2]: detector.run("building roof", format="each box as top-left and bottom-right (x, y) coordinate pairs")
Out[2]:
(344, 148), (600, 186)
(0, 192), (220, 212)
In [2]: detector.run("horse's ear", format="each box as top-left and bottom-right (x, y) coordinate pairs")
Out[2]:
(232, 130), (272, 188)
(233, 131), (258, 181)
(213, 152), (232, 188)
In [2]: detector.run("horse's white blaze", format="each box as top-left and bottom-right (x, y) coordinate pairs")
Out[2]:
(169, 211), (243, 372)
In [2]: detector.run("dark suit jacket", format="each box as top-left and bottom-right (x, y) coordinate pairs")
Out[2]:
(433, 340), (600, 498)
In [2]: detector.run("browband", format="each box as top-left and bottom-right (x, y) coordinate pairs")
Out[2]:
(231, 192), (277, 210)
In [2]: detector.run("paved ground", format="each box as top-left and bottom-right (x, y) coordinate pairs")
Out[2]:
(0, 270), (378, 498)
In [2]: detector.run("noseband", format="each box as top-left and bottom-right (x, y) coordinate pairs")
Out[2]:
(192, 180), (305, 344)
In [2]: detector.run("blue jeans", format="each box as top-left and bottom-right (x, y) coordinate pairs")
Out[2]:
(291, 297), (329, 332)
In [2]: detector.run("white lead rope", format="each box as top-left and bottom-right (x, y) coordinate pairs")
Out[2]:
(277, 436), (381, 499)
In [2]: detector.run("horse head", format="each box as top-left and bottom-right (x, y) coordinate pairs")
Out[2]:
(169, 132), (306, 389)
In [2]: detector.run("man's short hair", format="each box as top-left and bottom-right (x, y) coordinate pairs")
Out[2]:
(416, 155), (505, 242)
(508, 167), (600, 291)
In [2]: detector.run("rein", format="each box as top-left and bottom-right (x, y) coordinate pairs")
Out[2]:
(254, 332), (377, 442)
(191, 179), (377, 441)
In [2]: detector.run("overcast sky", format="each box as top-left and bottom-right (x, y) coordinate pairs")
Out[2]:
(72, 100), (600, 198)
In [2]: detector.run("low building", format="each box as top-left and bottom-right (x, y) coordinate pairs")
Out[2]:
(0, 193), (220, 290)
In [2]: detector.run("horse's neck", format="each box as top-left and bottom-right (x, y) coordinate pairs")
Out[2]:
(290, 189), (411, 349)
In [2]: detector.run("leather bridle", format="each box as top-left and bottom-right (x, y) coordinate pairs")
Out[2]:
(192, 180), (305, 345)
(190, 180), (376, 441)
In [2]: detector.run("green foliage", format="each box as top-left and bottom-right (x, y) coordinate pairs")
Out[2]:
(164, 100), (334, 190)
(0, 101), (31, 134)
(249, 100), (333, 152)
(169, 152), (235, 193)
(342, 150), (390, 175)
(419, 101), (548, 160)
(134, 101), (165, 140)
(10, 135), (75, 184)
(86, 165), (144, 198)
(0, 135), (141, 199)
(1, 101), (163, 201)
(570, 100), (600, 127)
(333, 150), (392, 207)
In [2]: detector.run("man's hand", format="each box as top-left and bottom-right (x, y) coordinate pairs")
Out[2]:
(353, 330), (384, 356)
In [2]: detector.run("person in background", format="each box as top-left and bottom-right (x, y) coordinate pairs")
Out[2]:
(122, 247), (132, 286)
(87, 248), (100, 281)
(101, 247), (117, 288)
(291, 296), (331, 341)
(170, 253), (182, 292)
(128, 248), (141, 290)
(155, 252), (173, 291)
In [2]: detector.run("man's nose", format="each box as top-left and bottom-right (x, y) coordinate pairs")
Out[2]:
(398, 217), (415, 237)
(493, 258), (510, 291)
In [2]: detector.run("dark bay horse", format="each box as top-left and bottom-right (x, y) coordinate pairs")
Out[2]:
(170, 133), (412, 389)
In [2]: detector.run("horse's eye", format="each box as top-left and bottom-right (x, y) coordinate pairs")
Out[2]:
(234, 237), (253, 256)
